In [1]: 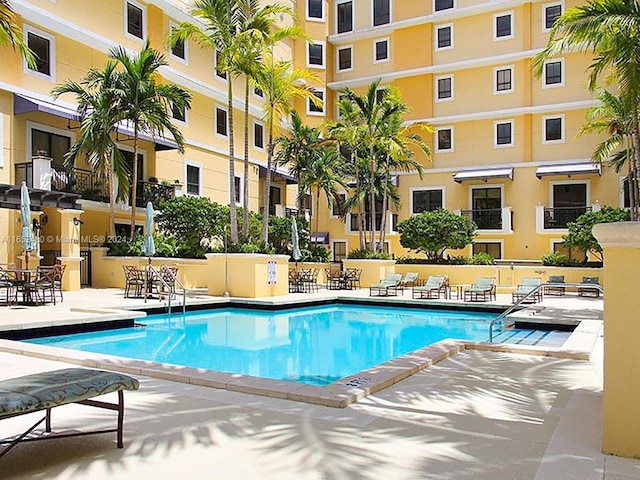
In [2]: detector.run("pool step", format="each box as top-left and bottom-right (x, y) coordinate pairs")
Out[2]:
(493, 329), (571, 347)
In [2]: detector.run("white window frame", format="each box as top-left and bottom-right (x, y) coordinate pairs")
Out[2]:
(549, 179), (590, 208)
(215, 106), (228, 138)
(433, 0), (455, 13)
(543, 58), (565, 88)
(169, 21), (188, 64)
(493, 11), (514, 41)
(233, 174), (243, 206)
(331, 191), (347, 218)
(435, 24), (454, 51)
(494, 119), (515, 148)
(336, 45), (353, 72)
(26, 121), (75, 164)
(472, 240), (504, 259)
(115, 142), (147, 198)
(372, 0), (392, 27)
(171, 103), (188, 126)
(252, 86), (264, 99)
(307, 40), (326, 69)
(493, 65), (514, 94)
(307, 88), (326, 116)
(124, 0), (146, 42)
(435, 74), (454, 102)
(184, 161), (202, 197)
(306, 0), (325, 22)
(410, 186), (446, 214)
(336, 0), (354, 34)
(253, 120), (265, 150)
(373, 38), (390, 64)
(469, 184), (505, 209)
(542, 114), (565, 144)
(23, 25), (56, 82)
(214, 50), (226, 80)
(542, 1), (564, 32)
(435, 126), (454, 153)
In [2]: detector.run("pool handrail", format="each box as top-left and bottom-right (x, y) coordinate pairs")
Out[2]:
(144, 264), (186, 316)
(489, 282), (604, 342)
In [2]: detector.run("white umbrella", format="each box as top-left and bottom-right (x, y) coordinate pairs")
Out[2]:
(291, 217), (301, 262)
(20, 182), (36, 268)
(142, 201), (155, 261)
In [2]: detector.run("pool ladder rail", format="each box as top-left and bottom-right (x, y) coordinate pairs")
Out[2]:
(489, 282), (604, 342)
(143, 264), (187, 316)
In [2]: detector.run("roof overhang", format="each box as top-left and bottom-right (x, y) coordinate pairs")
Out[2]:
(114, 124), (179, 151)
(453, 168), (514, 183)
(259, 166), (297, 184)
(14, 94), (79, 121)
(310, 231), (329, 245)
(536, 163), (602, 179)
(0, 184), (81, 211)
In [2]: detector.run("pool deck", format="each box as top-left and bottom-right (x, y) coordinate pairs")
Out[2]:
(1, 288), (638, 479)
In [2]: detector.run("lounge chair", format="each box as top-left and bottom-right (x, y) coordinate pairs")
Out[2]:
(578, 276), (600, 298)
(398, 272), (419, 292)
(0, 368), (139, 458)
(512, 277), (542, 304)
(369, 273), (403, 297)
(463, 277), (496, 302)
(544, 275), (566, 296)
(412, 275), (449, 299)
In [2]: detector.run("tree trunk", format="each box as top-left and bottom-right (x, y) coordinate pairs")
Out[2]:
(129, 129), (139, 240)
(228, 79), (239, 242)
(379, 161), (390, 251)
(368, 146), (377, 251)
(242, 78), (250, 239)
(353, 151), (365, 250)
(625, 134), (638, 220)
(261, 119), (274, 242)
(632, 113), (640, 221)
(108, 159), (115, 237)
(315, 190), (321, 247)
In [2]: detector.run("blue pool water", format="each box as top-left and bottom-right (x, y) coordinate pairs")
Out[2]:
(26, 305), (497, 386)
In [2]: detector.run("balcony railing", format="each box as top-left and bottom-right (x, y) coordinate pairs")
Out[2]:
(543, 206), (591, 229)
(136, 181), (174, 208)
(460, 208), (503, 230)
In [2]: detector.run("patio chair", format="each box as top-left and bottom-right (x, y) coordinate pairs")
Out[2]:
(299, 268), (319, 293)
(123, 265), (145, 298)
(463, 277), (496, 302)
(159, 265), (179, 297)
(369, 273), (403, 297)
(512, 277), (542, 304)
(343, 268), (362, 290)
(22, 267), (57, 305)
(398, 272), (419, 292)
(53, 263), (66, 303)
(0, 267), (17, 305)
(325, 268), (346, 290)
(544, 275), (566, 296)
(412, 275), (449, 299)
(578, 276), (600, 298)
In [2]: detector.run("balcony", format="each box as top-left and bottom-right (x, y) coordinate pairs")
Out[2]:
(348, 212), (398, 233)
(536, 205), (594, 232)
(455, 207), (513, 233)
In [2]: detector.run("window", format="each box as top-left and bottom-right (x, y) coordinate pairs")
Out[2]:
(216, 107), (228, 137)
(495, 66), (513, 93)
(494, 13), (513, 39)
(472, 186), (503, 230)
(434, 0), (454, 12)
(337, 1), (353, 34)
(411, 188), (444, 214)
(126, 1), (144, 39)
(436, 75), (453, 101)
(473, 242), (502, 259)
(333, 241), (347, 262)
(25, 28), (53, 78)
(337, 46), (352, 71)
(31, 128), (71, 167)
(436, 127), (453, 152)
(332, 193), (347, 216)
(374, 38), (389, 62)
(544, 59), (563, 86)
(253, 122), (264, 149)
(375, 88), (388, 103)
(186, 164), (200, 196)
(373, 0), (390, 26)
(172, 103), (186, 123)
(307, 41), (325, 68)
(436, 24), (452, 50)
(170, 24), (186, 61)
(253, 87), (264, 98)
(495, 120), (513, 147)
(543, 115), (563, 143)
(544, 3), (562, 31)
(215, 50), (226, 79)
(622, 177), (631, 208)
(307, 89), (325, 115)
(553, 241), (586, 262)
(307, 0), (324, 20)
(550, 182), (588, 228)
(234, 176), (242, 204)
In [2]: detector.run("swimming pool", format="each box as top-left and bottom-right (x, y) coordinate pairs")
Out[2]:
(26, 304), (497, 386)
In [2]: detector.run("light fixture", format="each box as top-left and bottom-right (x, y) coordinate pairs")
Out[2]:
(73, 217), (84, 226)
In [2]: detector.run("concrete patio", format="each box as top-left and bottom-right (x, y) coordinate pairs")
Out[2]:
(1, 287), (639, 479)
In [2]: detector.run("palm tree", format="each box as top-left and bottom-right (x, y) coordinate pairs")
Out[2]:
(579, 89), (639, 218)
(0, 0), (35, 67)
(254, 53), (320, 242)
(532, 0), (640, 220)
(51, 62), (131, 236)
(109, 40), (191, 239)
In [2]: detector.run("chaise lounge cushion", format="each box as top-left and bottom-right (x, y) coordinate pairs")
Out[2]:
(0, 368), (139, 419)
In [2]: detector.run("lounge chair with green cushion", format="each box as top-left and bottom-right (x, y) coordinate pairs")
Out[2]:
(512, 277), (542, 304)
(369, 273), (403, 297)
(398, 272), (419, 292)
(412, 275), (449, 299)
(578, 276), (600, 298)
(463, 277), (496, 302)
(544, 275), (565, 296)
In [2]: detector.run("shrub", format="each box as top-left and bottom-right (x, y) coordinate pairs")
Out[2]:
(469, 252), (495, 265)
(347, 249), (391, 260)
(563, 206), (630, 262)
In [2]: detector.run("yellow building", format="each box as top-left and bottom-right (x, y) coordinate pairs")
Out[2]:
(0, 0), (297, 284)
(295, 0), (623, 263)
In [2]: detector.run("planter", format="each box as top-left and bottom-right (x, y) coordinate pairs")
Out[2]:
(206, 253), (289, 298)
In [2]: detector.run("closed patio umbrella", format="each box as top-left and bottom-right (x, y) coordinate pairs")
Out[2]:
(20, 182), (36, 269)
(291, 217), (301, 263)
(142, 201), (155, 262)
